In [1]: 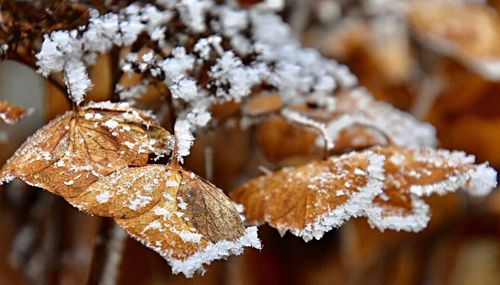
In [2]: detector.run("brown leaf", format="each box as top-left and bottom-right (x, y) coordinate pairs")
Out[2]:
(243, 92), (283, 116)
(66, 165), (168, 218)
(365, 145), (497, 232)
(0, 101), (31, 124)
(108, 164), (260, 277)
(231, 150), (385, 241)
(330, 90), (436, 147)
(256, 115), (320, 162)
(256, 89), (436, 162)
(0, 102), (170, 198)
(409, 1), (500, 79)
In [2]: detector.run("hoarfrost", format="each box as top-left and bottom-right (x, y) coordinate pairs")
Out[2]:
(291, 151), (385, 241)
(174, 120), (195, 162)
(366, 196), (431, 232)
(169, 226), (261, 277)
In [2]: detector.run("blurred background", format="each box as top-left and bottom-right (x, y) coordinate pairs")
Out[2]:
(0, 0), (499, 284)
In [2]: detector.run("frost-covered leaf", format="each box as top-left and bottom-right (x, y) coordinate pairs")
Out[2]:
(114, 164), (261, 277)
(409, 1), (500, 80)
(66, 165), (168, 218)
(365, 145), (498, 232)
(331, 88), (437, 147)
(231, 151), (385, 241)
(0, 101), (31, 124)
(0, 102), (170, 197)
(256, 88), (436, 162)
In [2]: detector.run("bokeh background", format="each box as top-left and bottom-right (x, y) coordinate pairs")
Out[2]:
(1, 1), (499, 284)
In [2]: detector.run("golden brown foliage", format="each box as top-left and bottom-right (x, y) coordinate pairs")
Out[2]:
(234, 144), (496, 237)
(409, 1), (500, 65)
(106, 164), (252, 276)
(0, 102), (170, 197)
(366, 145), (495, 231)
(231, 150), (384, 241)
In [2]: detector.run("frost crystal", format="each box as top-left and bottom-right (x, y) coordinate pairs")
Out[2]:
(169, 227), (261, 277)
(209, 51), (261, 101)
(176, 0), (211, 33)
(36, 4), (172, 105)
(292, 151), (385, 241)
(366, 196), (431, 232)
(335, 88), (437, 147)
(174, 120), (195, 162)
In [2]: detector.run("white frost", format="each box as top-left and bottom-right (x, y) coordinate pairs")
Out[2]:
(96, 191), (111, 204)
(169, 226), (261, 277)
(365, 196), (431, 232)
(178, 231), (203, 243)
(174, 119), (195, 162)
(289, 151), (385, 242)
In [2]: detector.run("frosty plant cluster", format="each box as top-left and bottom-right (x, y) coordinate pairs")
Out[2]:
(0, 0), (498, 278)
(35, 0), (357, 162)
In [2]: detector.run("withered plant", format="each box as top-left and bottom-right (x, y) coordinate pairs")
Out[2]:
(0, 0), (498, 283)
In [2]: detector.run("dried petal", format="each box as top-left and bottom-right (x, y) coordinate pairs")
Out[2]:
(231, 151), (385, 241)
(0, 102), (170, 197)
(0, 101), (31, 124)
(115, 165), (261, 277)
(365, 146), (498, 232)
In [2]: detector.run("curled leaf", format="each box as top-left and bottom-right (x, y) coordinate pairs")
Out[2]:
(231, 151), (385, 241)
(109, 165), (261, 277)
(365, 145), (498, 232)
(257, 88), (436, 162)
(0, 102), (170, 197)
(330, 89), (437, 147)
(0, 101), (31, 124)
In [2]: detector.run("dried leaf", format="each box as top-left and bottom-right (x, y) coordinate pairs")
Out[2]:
(409, 1), (500, 79)
(0, 102), (170, 198)
(257, 88), (437, 162)
(331, 89), (436, 147)
(0, 101), (31, 124)
(66, 165), (168, 218)
(365, 145), (498, 232)
(110, 164), (261, 277)
(243, 92), (283, 116)
(256, 115), (320, 162)
(231, 151), (385, 241)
